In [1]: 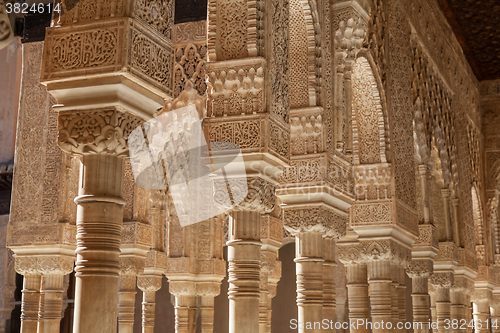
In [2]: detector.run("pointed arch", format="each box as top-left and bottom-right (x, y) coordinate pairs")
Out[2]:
(289, 0), (317, 108)
(351, 57), (388, 165)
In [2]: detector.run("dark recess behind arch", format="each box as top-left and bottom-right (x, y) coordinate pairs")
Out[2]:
(175, 0), (208, 24)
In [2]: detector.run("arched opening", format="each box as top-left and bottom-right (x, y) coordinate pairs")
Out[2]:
(351, 57), (387, 165)
(289, 0), (316, 108)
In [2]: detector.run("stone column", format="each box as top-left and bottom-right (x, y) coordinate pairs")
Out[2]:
(472, 290), (492, 333)
(368, 260), (393, 333)
(20, 274), (41, 333)
(397, 267), (406, 327)
(390, 264), (400, 330)
(491, 295), (500, 333)
(138, 250), (167, 333)
(170, 281), (197, 333)
(430, 272), (453, 333)
(118, 221), (151, 333)
(407, 260), (433, 333)
(38, 266), (74, 333)
(346, 263), (369, 333)
(118, 274), (138, 333)
(72, 153), (126, 333)
(450, 276), (472, 333)
(295, 232), (324, 333)
(138, 274), (163, 333)
(259, 212), (282, 333)
(227, 210), (262, 333)
(197, 284), (221, 333)
(322, 237), (336, 332)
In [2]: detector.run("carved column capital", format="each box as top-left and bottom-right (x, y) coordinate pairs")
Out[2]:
(15, 255), (74, 276)
(214, 177), (276, 214)
(137, 275), (163, 293)
(195, 282), (221, 298)
(283, 206), (347, 239)
(407, 259), (433, 278)
(429, 272), (454, 288)
(471, 289), (492, 304)
(58, 108), (144, 157)
(337, 242), (364, 265)
(451, 275), (474, 293)
(168, 281), (196, 297)
(358, 239), (411, 267)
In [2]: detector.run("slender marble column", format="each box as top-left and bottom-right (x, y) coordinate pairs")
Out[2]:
(137, 274), (163, 333)
(397, 268), (406, 326)
(435, 287), (451, 333)
(390, 264), (400, 330)
(174, 295), (197, 333)
(73, 154), (125, 333)
(38, 274), (66, 333)
(227, 210), (262, 333)
(451, 288), (467, 333)
(491, 302), (500, 333)
(20, 274), (41, 333)
(322, 237), (336, 332)
(200, 296), (215, 333)
(368, 260), (392, 333)
(473, 301), (491, 333)
(407, 263), (431, 333)
(118, 275), (137, 333)
(295, 232), (324, 333)
(346, 264), (369, 333)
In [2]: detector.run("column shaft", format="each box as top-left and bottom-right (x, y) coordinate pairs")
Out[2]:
(200, 295), (215, 333)
(20, 274), (41, 333)
(322, 261), (336, 332)
(473, 302), (490, 333)
(368, 260), (392, 333)
(142, 291), (156, 333)
(73, 154), (124, 333)
(451, 290), (466, 333)
(118, 275), (137, 333)
(295, 232), (323, 333)
(39, 274), (65, 333)
(411, 276), (430, 333)
(227, 211), (261, 333)
(174, 295), (197, 333)
(346, 264), (369, 333)
(491, 305), (500, 333)
(435, 287), (451, 333)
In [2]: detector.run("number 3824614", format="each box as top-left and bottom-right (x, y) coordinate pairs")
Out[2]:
(5, 2), (61, 14)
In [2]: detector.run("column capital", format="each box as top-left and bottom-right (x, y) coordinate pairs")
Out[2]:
(407, 259), (433, 278)
(429, 272), (454, 288)
(15, 255), (74, 276)
(58, 108), (144, 157)
(358, 239), (412, 267)
(337, 242), (364, 265)
(451, 275), (475, 293)
(137, 275), (163, 293)
(283, 205), (347, 239)
(214, 177), (276, 214)
(471, 288), (492, 304)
